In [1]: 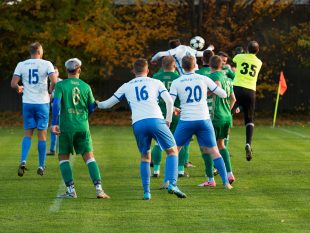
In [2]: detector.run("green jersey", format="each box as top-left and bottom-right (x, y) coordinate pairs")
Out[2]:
(233, 53), (262, 91)
(54, 78), (95, 132)
(196, 66), (212, 76)
(209, 71), (233, 125)
(153, 71), (180, 117)
(221, 66), (235, 80)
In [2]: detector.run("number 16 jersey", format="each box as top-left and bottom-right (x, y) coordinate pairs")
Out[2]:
(113, 77), (168, 124)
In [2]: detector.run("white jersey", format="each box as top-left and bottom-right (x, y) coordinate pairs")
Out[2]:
(170, 72), (219, 121)
(13, 58), (55, 104)
(113, 77), (168, 124)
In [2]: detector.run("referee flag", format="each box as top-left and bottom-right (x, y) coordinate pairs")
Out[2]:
(279, 71), (287, 95)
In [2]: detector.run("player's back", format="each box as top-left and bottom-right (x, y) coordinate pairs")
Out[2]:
(56, 78), (92, 132)
(169, 45), (197, 74)
(115, 77), (166, 124)
(14, 58), (54, 104)
(170, 73), (216, 121)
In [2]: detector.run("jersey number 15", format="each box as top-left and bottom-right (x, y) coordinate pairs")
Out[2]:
(28, 69), (39, 84)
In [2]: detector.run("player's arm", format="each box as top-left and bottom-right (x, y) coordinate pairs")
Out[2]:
(46, 62), (57, 94)
(151, 51), (170, 63)
(87, 88), (97, 115)
(51, 84), (62, 135)
(161, 90), (173, 125)
(11, 63), (24, 93)
(206, 77), (227, 98)
(230, 91), (236, 110)
(96, 84), (126, 109)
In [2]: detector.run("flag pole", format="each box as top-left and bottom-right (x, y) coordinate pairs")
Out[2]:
(272, 84), (281, 128)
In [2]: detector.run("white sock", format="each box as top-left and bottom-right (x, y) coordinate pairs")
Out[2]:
(67, 185), (75, 193)
(95, 184), (102, 191)
(208, 177), (215, 182)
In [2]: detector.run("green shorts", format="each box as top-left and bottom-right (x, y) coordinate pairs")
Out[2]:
(58, 131), (93, 155)
(169, 115), (180, 133)
(213, 122), (231, 140)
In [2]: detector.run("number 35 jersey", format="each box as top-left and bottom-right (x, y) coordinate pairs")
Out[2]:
(113, 77), (168, 124)
(170, 73), (218, 121)
(232, 54), (262, 91)
(53, 78), (95, 132)
(13, 59), (55, 104)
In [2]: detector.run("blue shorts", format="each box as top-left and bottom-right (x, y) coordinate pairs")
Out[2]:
(132, 118), (176, 155)
(174, 120), (217, 148)
(22, 103), (50, 130)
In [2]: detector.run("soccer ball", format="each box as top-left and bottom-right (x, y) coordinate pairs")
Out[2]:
(190, 36), (205, 50)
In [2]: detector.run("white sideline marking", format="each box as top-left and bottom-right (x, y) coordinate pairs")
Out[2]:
(278, 128), (309, 139)
(49, 156), (76, 212)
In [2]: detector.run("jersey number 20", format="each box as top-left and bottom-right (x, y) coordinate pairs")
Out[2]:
(185, 85), (202, 103)
(135, 86), (149, 101)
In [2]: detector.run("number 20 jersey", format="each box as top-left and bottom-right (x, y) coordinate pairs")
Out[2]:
(113, 77), (168, 124)
(170, 73), (218, 121)
(13, 58), (55, 104)
(233, 54), (262, 91)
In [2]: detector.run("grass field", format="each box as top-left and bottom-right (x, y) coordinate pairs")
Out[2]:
(0, 125), (309, 233)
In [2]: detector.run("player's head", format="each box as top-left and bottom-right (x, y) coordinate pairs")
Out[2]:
(54, 65), (59, 77)
(218, 51), (229, 65)
(202, 49), (214, 64)
(234, 46), (244, 55)
(210, 55), (223, 70)
(133, 58), (149, 76)
(182, 55), (196, 72)
(65, 58), (82, 76)
(247, 41), (259, 54)
(169, 39), (181, 49)
(162, 56), (176, 72)
(29, 42), (43, 58)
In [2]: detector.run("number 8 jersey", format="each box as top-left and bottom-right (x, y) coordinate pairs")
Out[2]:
(113, 77), (168, 124)
(232, 53), (262, 91)
(170, 73), (219, 121)
(13, 59), (55, 104)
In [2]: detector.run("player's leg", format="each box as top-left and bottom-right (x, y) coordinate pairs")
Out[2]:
(47, 130), (57, 155)
(75, 131), (109, 199)
(36, 103), (50, 175)
(133, 120), (152, 200)
(151, 141), (162, 177)
(178, 146), (187, 177)
(217, 139), (235, 184)
(156, 119), (186, 198)
(199, 153), (215, 187)
(18, 103), (35, 177)
(196, 120), (232, 189)
(244, 89), (256, 161)
(57, 132), (76, 198)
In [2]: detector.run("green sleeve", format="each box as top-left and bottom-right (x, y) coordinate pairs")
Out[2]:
(88, 87), (95, 105)
(53, 83), (62, 99)
(227, 69), (235, 80)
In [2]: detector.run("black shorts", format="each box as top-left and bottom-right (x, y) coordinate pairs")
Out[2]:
(233, 86), (256, 124)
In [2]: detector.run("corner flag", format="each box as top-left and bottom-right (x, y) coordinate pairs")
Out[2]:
(273, 71), (287, 127)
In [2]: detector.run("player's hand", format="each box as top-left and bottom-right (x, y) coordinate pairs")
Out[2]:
(150, 60), (157, 65)
(95, 100), (100, 106)
(235, 107), (240, 114)
(173, 107), (181, 116)
(16, 86), (24, 94)
(51, 125), (60, 135)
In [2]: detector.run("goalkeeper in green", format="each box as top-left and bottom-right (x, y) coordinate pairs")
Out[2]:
(51, 58), (110, 199)
(151, 56), (190, 180)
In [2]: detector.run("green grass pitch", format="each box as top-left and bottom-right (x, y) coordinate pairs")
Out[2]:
(0, 126), (309, 233)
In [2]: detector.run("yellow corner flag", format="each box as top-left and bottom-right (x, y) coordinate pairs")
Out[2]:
(273, 71), (287, 127)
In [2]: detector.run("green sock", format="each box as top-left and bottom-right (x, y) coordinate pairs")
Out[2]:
(224, 136), (229, 148)
(178, 165), (184, 173)
(59, 160), (74, 186)
(151, 145), (162, 168)
(220, 148), (232, 172)
(202, 154), (213, 178)
(178, 146), (186, 169)
(153, 165), (160, 173)
(183, 145), (190, 163)
(87, 159), (101, 185)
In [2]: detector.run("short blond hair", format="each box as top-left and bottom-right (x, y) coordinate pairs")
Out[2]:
(182, 55), (196, 71)
(162, 56), (176, 70)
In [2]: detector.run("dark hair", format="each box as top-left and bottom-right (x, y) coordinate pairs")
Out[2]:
(169, 39), (181, 49)
(182, 55), (196, 71)
(247, 41), (259, 54)
(133, 58), (148, 74)
(202, 50), (214, 63)
(209, 55), (222, 70)
(234, 46), (244, 55)
(29, 42), (42, 55)
(218, 51), (229, 58)
(162, 56), (175, 70)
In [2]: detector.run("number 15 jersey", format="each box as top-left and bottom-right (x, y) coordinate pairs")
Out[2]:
(170, 73), (219, 121)
(233, 54), (262, 91)
(113, 77), (168, 124)
(13, 58), (55, 104)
